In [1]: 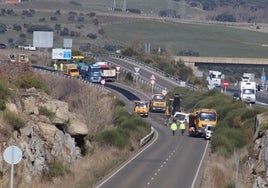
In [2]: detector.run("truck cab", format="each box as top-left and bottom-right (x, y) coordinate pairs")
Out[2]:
(207, 70), (223, 87)
(240, 81), (256, 104)
(134, 101), (149, 117)
(79, 64), (102, 83)
(63, 64), (80, 77)
(149, 94), (166, 113)
(189, 109), (217, 137)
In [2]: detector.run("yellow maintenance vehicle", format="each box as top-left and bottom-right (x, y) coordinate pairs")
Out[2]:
(134, 100), (149, 117)
(165, 93), (181, 117)
(149, 94), (167, 113)
(14, 54), (31, 71)
(63, 64), (80, 78)
(188, 108), (218, 137)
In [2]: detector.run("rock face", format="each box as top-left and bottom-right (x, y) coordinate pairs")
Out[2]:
(1, 88), (88, 176)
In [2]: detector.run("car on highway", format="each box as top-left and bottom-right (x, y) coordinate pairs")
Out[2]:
(0, 43), (7, 49)
(233, 92), (240, 101)
(204, 124), (214, 140)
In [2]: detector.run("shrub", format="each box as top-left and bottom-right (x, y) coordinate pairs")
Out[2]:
(13, 24), (22, 31)
(0, 81), (11, 100)
(113, 99), (125, 107)
(4, 110), (26, 131)
(39, 106), (55, 119)
(87, 33), (97, 39)
(42, 159), (70, 181)
(125, 72), (133, 82)
(39, 17), (46, 22)
(121, 47), (139, 57)
(98, 28), (104, 35)
(50, 16), (58, 21)
(87, 12), (96, 17)
(211, 127), (246, 157)
(113, 107), (130, 125)
(0, 99), (6, 110)
(96, 128), (129, 149)
(15, 74), (48, 92)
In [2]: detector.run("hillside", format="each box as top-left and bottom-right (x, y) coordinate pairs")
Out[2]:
(0, 56), (151, 188)
(0, 0), (268, 58)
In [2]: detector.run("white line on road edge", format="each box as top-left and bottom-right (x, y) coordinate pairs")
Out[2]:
(95, 129), (159, 188)
(191, 141), (209, 188)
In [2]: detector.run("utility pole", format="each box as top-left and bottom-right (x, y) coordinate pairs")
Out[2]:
(123, 0), (126, 11)
(167, 0), (173, 18)
(113, 0), (116, 10)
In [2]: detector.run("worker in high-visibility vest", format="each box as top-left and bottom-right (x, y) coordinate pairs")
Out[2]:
(170, 120), (178, 136)
(60, 63), (63, 71)
(179, 121), (186, 135)
(54, 62), (58, 71)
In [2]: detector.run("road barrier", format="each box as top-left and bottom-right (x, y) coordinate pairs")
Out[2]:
(84, 53), (198, 90)
(139, 126), (155, 147)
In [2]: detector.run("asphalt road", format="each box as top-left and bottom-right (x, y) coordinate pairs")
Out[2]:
(96, 122), (208, 188)
(94, 57), (209, 188)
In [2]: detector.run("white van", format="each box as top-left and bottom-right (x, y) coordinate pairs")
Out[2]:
(173, 112), (189, 124)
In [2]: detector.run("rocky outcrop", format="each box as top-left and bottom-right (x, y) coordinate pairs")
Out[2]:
(20, 88), (89, 136)
(0, 88), (88, 176)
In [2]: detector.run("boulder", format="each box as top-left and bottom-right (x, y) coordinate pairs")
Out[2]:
(67, 114), (88, 135)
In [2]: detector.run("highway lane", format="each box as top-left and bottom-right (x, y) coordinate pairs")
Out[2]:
(96, 118), (208, 188)
(101, 56), (181, 91)
(227, 86), (268, 105)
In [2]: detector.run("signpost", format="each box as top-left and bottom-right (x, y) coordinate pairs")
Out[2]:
(3, 145), (23, 188)
(101, 79), (106, 88)
(116, 66), (121, 81)
(52, 48), (72, 60)
(150, 74), (156, 94)
(134, 67), (140, 86)
(222, 80), (229, 93)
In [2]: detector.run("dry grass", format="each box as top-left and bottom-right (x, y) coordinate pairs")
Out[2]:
(200, 152), (235, 188)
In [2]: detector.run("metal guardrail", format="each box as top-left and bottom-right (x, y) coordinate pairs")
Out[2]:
(139, 126), (155, 147)
(32, 65), (109, 91)
(84, 53), (198, 90)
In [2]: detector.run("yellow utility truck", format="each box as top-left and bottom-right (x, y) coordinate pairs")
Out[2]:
(188, 108), (218, 137)
(134, 101), (149, 117)
(63, 64), (80, 77)
(149, 94), (167, 113)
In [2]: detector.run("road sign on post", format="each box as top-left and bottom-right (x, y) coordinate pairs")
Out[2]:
(150, 75), (156, 94)
(116, 66), (120, 81)
(101, 79), (105, 88)
(222, 80), (229, 93)
(150, 74), (156, 80)
(134, 67), (140, 86)
(3, 145), (22, 188)
(134, 67), (140, 74)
